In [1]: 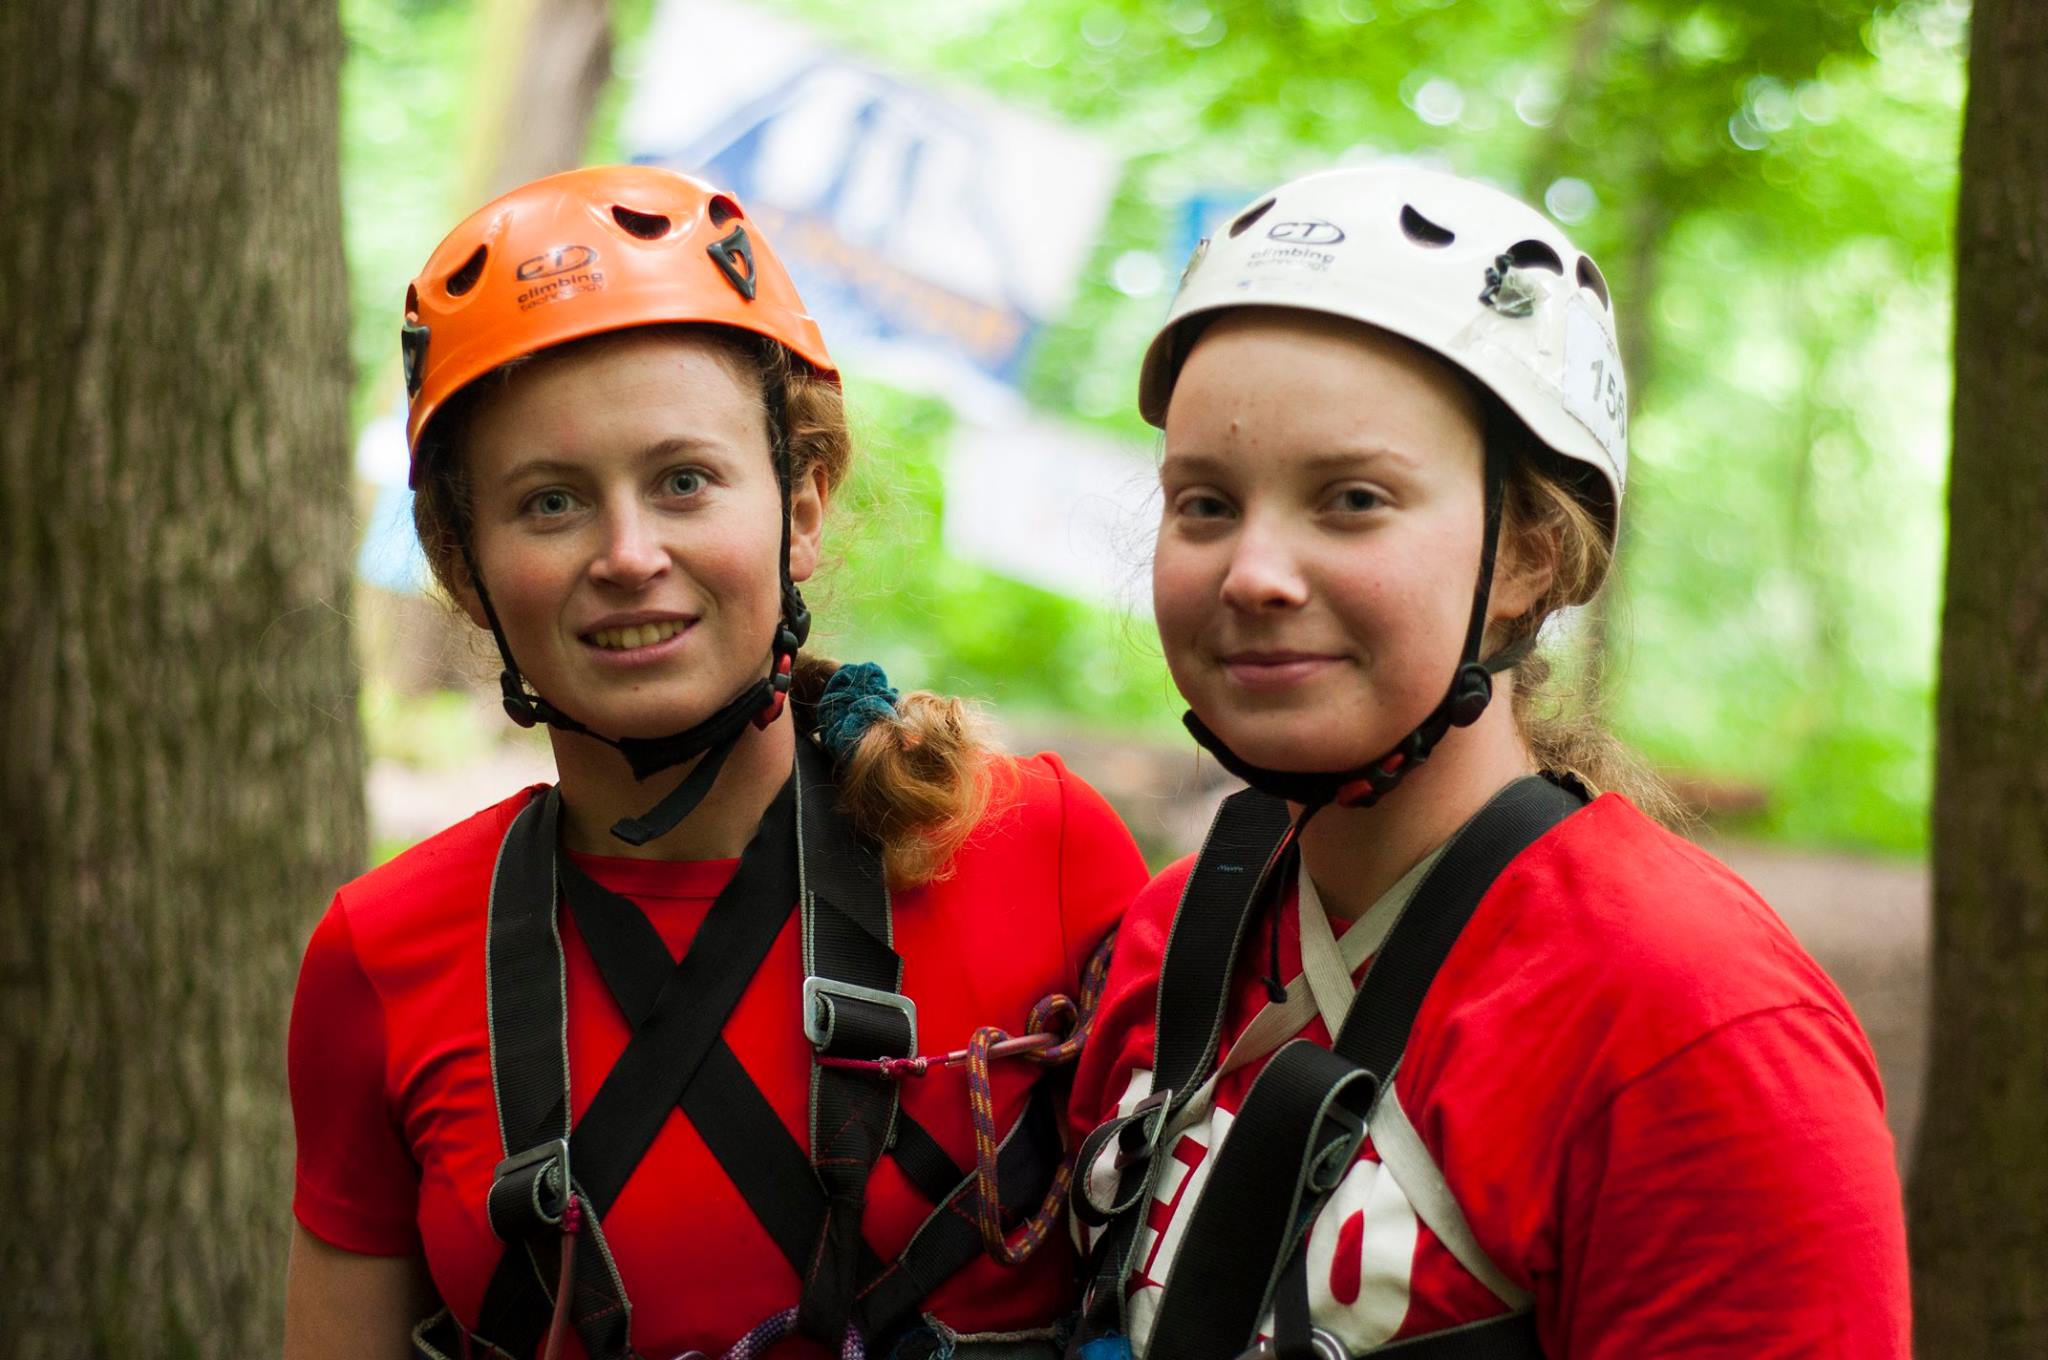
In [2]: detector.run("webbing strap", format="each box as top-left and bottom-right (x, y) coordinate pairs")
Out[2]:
(1365, 1311), (1541, 1356)
(559, 854), (970, 1272)
(796, 738), (912, 1344)
(1139, 776), (1582, 1359)
(1077, 789), (1294, 1340)
(477, 787), (645, 1360)
(475, 777), (801, 1357)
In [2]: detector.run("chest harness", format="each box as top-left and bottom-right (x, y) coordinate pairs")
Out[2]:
(1069, 774), (1586, 1360)
(412, 739), (1087, 1360)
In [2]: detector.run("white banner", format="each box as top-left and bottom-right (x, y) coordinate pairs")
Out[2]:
(624, 0), (1121, 405)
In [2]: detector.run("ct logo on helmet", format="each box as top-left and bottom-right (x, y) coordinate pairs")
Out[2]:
(513, 244), (607, 311)
(515, 244), (599, 281)
(1268, 220), (1346, 246)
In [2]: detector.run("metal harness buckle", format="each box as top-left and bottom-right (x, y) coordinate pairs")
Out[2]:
(491, 1137), (572, 1230)
(803, 975), (918, 1058)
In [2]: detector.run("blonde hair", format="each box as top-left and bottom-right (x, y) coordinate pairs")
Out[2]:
(1489, 418), (1683, 826)
(412, 325), (995, 886)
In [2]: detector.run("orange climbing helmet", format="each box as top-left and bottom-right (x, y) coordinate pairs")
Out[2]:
(401, 164), (837, 484)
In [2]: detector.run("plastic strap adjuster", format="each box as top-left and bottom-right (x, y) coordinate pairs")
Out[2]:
(486, 1137), (572, 1241)
(803, 975), (917, 1059)
(1115, 1086), (1174, 1170)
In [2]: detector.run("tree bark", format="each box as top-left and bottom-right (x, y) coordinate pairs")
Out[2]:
(1908, 0), (2048, 1351)
(0, 2), (363, 1354)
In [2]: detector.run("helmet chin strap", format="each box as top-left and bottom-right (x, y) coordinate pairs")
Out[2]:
(460, 365), (810, 848)
(1180, 436), (1533, 1002)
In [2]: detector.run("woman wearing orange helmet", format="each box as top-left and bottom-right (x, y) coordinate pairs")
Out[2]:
(283, 166), (1146, 1360)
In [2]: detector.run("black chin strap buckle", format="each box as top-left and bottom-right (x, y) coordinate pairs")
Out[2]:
(501, 670), (541, 728)
(1446, 661), (1494, 728)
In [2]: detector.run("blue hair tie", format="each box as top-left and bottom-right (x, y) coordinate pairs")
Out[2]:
(815, 661), (900, 763)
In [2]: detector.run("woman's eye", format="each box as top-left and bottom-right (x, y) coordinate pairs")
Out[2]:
(526, 489), (577, 517)
(662, 468), (709, 498)
(1329, 486), (1383, 514)
(1174, 491), (1233, 520)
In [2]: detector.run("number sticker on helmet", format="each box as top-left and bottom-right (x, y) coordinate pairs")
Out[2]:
(1562, 295), (1626, 466)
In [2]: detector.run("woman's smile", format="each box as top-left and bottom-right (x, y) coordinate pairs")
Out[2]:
(579, 612), (700, 666)
(1217, 648), (1348, 691)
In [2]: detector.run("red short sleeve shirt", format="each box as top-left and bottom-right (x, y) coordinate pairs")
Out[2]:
(290, 752), (1147, 1358)
(1070, 793), (1911, 1358)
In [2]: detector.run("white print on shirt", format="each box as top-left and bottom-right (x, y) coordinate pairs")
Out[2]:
(1090, 1069), (1420, 1354)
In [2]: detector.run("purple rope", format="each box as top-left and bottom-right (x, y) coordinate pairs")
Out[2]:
(713, 1309), (865, 1360)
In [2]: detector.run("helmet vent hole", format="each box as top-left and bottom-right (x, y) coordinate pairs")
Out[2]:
(1503, 239), (1564, 274)
(444, 246), (487, 297)
(404, 283), (420, 318)
(1577, 255), (1611, 307)
(707, 194), (743, 227)
(612, 205), (672, 239)
(1228, 198), (1275, 238)
(1400, 205), (1456, 247)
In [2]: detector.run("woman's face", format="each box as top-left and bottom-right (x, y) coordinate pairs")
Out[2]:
(459, 329), (823, 740)
(1154, 309), (1513, 774)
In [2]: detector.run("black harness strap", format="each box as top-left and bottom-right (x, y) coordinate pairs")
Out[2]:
(1076, 789), (1294, 1341)
(464, 746), (1069, 1360)
(1139, 776), (1582, 1360)
(559, 854), (975, 1274)
(476, 776), (800, 1357)
(859, 1082), (1065, 1337)
(476, 787), (640, 1360)
(795, 738), (916, 1343)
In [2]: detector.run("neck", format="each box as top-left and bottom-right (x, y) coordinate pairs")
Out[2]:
(549, 712), (796, 861)
(1296, 679), (1537, 922)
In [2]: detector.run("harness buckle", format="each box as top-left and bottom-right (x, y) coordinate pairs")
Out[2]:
(1114, 1086), (1175, 1171)
(488, 1137), (572, 1237)
(803, 975), (918, 1059)
(1235, 1330), (1348, 1360)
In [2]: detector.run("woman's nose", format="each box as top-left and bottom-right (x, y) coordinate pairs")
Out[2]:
(589, 504), (670, 589)
(1218, 516), (1310, 613)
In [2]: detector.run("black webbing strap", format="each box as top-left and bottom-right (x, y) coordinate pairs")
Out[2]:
(1365, 1312), (1541, 1356)
(473, 787), (635, 1360)
(1076, 789), (1293, 1341)
(565, 849), (1065, 1349)
(475, 776), (802, 1358)
(1140, 776), (1582, 1360)
(558, 855), (971, 1271)
(858, 1082), (1065, 1338)
(795, 738), (914, 1343)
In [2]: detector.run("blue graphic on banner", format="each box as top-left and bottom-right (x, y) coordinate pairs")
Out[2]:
(635, 62), (1045, 387)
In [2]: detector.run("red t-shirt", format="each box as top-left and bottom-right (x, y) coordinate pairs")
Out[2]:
(1071, 792), (1910, 1358)
(290, 752), (1147, 1357)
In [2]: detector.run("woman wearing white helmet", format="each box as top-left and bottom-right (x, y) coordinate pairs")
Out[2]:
(1065, 167), (1909, 1359)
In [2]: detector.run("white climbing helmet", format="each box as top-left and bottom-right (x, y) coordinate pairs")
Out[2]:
(1138, 164), (1629, 528)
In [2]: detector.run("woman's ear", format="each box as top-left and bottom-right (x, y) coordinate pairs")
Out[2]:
(442, 544), (491, 632)
(787, 462), (830, 584)
(1488, 512), (1558, 630)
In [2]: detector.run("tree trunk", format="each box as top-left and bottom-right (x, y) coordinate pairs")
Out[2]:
(0, 2), (363, 1354)
(1907, 0), (2048, 1351)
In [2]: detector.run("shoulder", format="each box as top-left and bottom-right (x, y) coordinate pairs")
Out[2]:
(330, 785), (549, 966)
(968, 750), (1138, 865)
(1420, 791), (1866, 1095)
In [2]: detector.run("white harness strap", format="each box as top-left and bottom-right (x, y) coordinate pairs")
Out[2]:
(1367, 1086), (1531, 1312)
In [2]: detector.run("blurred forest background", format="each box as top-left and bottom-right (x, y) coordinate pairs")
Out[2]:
(346, 0), (1964, 860)
(15, 0), (2046, 1354)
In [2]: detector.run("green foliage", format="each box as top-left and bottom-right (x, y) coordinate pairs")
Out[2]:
(771, 0), (1963, 853)
(339, 0), (1966, 854)
(814, 384), (1181, 733)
